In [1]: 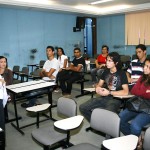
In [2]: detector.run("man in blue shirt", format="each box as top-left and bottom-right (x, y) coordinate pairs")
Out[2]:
(126, 44), (147, 90)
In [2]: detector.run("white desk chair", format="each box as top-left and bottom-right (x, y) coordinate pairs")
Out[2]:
(143, 127), (150, 150)
(32, 97), (83, 150)
(102, 135), (138, 150)
(26, 103), (51, 128)
(67, 108), (120, 150)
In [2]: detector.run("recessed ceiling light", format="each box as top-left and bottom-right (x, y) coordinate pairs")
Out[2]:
(90, 0), (113, 5)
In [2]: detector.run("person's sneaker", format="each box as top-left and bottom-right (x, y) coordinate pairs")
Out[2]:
(54, 88), (60, 93)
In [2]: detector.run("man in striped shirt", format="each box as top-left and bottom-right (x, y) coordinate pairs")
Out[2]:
(126, 44), (147, 90)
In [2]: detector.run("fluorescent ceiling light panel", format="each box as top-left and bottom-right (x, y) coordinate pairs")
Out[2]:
(90, 0), (113, 5)
(14, 0), (53, 5)
(74, 5), (100, 13)
(99, 5), (131, 13)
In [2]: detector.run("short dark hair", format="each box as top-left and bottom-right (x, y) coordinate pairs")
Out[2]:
(107, 52), (122, 70)
(74, 47), (81, 52)
(0, 56), (8, 68)
(136, 44), (146, 51)
(102, 45), (109, 51)
(46, 46), (54, 52)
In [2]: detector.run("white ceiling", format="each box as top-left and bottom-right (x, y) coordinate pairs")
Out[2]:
(0, 0), (150, 16)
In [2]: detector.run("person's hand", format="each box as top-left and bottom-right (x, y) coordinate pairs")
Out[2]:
(146, 90), (150, 93)
(59, 68), (62, 72)
(96, 87), (110, 96)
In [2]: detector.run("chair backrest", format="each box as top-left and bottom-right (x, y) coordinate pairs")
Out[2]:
(143, 127), (150, 150)
(13, 66), (20, 72)
(90, 108), (120, 138)
(132, 54), (137, 60)
(22, 67), (29, 75)
(57, 97), (77, 118)
(32, 68), (42, 76)
(39, 60), (45, 68)
(120, 55), (131, 63)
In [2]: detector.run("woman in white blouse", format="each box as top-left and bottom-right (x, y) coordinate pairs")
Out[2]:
(57, 47), (68, 70)
(55, 47), (68, 92)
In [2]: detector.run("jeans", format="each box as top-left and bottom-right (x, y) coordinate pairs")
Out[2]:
(119, 108), (150, 136)
(91, 68), (104, 83)
(79, 96), (121, 122)
(0, 100), (5, 131)
(59, 70), (82, 94)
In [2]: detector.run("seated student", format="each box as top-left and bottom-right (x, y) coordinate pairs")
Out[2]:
(21, 46), (59, 108)
(79, 52), (129, 122)
(0, 56), (13, 101)
(0, 56), (13, 86)
(119, 58), (150, 137)
(126, 44), (146, 90)
(0, 56), (13, 125)
(54, 47), (68, 92)
(0, 77), (7, 131)
(59, 47), (85, 97)
(91, 45), (109, 87)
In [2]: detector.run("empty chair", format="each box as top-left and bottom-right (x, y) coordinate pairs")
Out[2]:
(132, 54), (137, 60)
(26, 103), (51, 128)
(13, 67), (29, 84)
(120, 55), (131, 71)
(29, 68), (42, 80)
(32, 97), (83, 150)
(12, 65), (20, 80)
(12, 65), (20, 73)
(66, 108), (120, 150)
(19, 67), (29, 82)
(36, 60), (46, 69)
(143, 127), (150, 150)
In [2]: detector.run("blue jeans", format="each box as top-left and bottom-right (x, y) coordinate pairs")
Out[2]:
(79, 96), (121, 122)
(119, 108), (150, 136)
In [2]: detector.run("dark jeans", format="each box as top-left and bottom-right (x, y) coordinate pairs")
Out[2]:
(0, 100), (5, 131)
(24, 89), (48, 106)
(79, 96), (121, 122)
(119, 108), (150, 136)
(59, 70), (82, 94)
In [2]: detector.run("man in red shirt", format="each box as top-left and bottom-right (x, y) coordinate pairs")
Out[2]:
(91, 45), (109, 87)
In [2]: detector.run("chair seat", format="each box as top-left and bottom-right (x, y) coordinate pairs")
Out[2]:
(26, 103), (50, 112)
(32, 126), (67, 146)
(67, 143), (99, 150)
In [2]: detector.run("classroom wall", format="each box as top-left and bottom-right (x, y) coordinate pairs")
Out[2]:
(0, 7), (83, 70)
(97, 14), (150, 56)
(1, 7), (150, 70)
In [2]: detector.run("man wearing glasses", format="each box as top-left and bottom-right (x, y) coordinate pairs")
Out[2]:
(80, 52), (129, 122)
(59, 47), (85, 97)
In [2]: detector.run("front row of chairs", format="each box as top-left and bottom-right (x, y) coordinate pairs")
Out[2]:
(30, 97), (150, 150)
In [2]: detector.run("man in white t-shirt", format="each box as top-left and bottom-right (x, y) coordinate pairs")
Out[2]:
(21, 46), (59, 108)
(40, 46), (59, 81)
